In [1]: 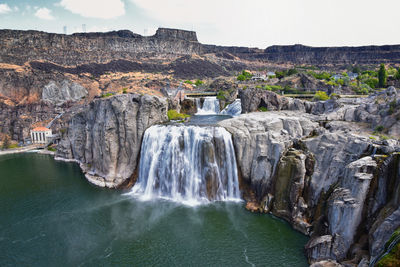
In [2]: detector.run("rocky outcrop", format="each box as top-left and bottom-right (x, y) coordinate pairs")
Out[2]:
(218, 112), (318, 198)
(56, 93), (168, 188)
(218, 90), (400, 266)
(240, 87), (400, 138)
(42, 80), (87, 105)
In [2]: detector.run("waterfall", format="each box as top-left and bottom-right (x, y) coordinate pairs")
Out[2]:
(196, 97), (220, 115)
(131, 125), (241, 205)
(221, 99), (242, 117)
(196, 97), (242, 116)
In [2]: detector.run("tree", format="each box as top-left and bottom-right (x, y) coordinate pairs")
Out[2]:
(352, 65), (361, 74)
(395, 67), (400, 80)
(313, 91), (329, 101)
(378, 63), (388, 88)
(2, 135), (10, 150)
(287, 68), (298, 76)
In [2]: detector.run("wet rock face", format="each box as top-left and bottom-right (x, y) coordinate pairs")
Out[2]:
(56, 94), (168, 188)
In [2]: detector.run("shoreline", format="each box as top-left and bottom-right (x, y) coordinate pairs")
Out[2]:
(0, 146), (55, 156)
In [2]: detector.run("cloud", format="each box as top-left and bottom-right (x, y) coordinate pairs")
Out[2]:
(0, 3), (11, 14)
(35, 7), (55, 20)
(131, 0), (400, 47)
(59, 0), (125, 19)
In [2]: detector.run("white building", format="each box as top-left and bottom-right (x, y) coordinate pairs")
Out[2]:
(251, 73), (267, 81)
(30, 127), (52, 144)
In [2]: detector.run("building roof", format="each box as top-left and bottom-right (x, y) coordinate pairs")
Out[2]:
(32, 127), (51, 132)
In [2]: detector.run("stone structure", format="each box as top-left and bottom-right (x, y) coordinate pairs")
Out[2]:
(30, 126), (52, 144)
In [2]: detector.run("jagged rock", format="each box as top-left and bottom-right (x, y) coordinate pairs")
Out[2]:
(303, 133), (371, 206)
(239, 88), (292, 113)
(42, 80), (88, 105)
(218, 111), (318, 198)
(56, 93), (168, 188)
(272, 148), (312, 234)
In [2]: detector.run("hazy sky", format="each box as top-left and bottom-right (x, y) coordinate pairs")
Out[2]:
(1, 0), (399, 48)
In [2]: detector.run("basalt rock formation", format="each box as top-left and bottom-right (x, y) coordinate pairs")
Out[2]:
(219, 88), (400, 266)
(56, 93), (168, 188)
(55, 87), (400, 265)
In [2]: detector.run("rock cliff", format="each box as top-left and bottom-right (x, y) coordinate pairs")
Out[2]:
(56, 93), (168, 188)
(1, 28), (400, 68)
(219, 88), (400, 266)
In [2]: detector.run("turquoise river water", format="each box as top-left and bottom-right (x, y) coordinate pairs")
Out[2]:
(0, 153), (308, 266)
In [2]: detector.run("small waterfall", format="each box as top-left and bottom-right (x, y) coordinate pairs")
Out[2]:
(196, 97), (242, 116)
(196, 97), (220, 115)
(221, 99), (242, 117)
(131, 125), (241, 205)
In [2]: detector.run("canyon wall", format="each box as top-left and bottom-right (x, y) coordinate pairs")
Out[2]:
(1, 28), (400, 67)
(56, 93), (168, 188)
(219, 88), (400, 266)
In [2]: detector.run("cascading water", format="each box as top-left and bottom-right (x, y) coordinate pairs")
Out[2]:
(131, 125), (241, 205)
(195, 97), (220, 115)
(221, 99), (242, 117)
(195, 97), (242, 116)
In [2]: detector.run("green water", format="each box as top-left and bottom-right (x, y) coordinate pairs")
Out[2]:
(0, 153), (309, 266)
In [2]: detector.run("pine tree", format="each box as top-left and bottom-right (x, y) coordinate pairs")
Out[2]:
(2, 135), (10, 150)
(378, 63), (387, 88)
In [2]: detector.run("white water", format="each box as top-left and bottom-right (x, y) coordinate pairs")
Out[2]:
(131, 125), (241, 205)
(195, 97), (220, 115)
(195, 97), (242, 116)
(221, 99), (242, 117)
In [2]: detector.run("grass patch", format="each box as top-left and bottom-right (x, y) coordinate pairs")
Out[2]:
(101, 93), (114, 98)
(167, 110), (190, 121)
(258, 107), (268, 112)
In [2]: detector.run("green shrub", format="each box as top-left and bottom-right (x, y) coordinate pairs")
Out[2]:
(237, 74), (246, 81)
(375, 125), (384, 132)
(313, 91), (329, 101)
(258, 107), (268, 112)
(122, 88), (128, 94)
(395, 67), (400, 80)
(47, 147), (56, 152)
(237, 70), (253, 81)
(365, 78), (379, 89)
(275, 71), (286, 79)
(287, 68), (298, 76)
(194, 80), (204, 86)
(308, 71), (332, 81)
(101, 93), (113, 98)
(184, 80), (193, 84)
(167, 110), (190, 121)
(217, 90), (228, 100)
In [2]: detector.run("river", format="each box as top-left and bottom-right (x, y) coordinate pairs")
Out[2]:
(0, 153), (308, 266)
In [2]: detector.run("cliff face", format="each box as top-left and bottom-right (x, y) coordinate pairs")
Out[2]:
(56, 93), (168, 188)
(219, 88), (400, 266)
(1, 28), (400, 67)
(0, 28), (202, 66)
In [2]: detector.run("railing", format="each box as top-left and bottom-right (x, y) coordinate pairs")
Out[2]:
(185, 92), (217, 97)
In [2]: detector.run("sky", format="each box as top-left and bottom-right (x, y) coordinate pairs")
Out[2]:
(0, 0), (399, 48)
